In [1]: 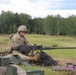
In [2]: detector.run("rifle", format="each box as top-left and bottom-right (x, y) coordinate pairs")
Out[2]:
(14, 44), (76, 55)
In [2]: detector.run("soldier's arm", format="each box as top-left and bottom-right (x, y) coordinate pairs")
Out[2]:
(13, 38), (20, 46)
(10, 36), (21, 48)
(5, 37), (20, 53)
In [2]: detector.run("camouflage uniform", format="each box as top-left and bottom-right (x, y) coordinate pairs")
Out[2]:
(6, 25), (40, 61)
(10, 32), (31, 47)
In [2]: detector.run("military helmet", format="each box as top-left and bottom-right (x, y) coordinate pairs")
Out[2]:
(18, 25), (27, 32)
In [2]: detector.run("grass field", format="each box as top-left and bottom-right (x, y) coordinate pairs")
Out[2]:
(0, 34), (76, 75)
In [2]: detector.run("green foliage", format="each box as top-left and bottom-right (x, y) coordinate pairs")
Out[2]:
(0, 11), (32, 34)
(0, 11), (76, 36)
(0, 37), (9, 42)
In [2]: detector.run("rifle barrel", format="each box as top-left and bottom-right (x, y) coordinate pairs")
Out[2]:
(42, 46), (76, 50)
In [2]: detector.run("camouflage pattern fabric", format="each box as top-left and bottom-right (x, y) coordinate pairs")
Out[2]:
(6, 33), (30, 59)
(9, 32), (31, 48)
(6, 33), (40, 61)
(18, 25), (27, 32)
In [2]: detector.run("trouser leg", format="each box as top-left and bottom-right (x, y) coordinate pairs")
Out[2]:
(13, 51), (29, 60)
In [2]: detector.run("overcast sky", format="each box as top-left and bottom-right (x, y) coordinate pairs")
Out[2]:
(0, 0), (76, 18)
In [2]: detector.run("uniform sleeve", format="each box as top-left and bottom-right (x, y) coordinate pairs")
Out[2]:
(6, 35), (22, 53)
(6, 38), (20, 53)
(9, 36), (20, 48)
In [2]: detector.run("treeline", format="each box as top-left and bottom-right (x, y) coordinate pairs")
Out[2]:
(0, 11), (76, 36)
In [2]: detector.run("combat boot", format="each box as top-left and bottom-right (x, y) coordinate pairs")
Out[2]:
(27, 53), (40, 61)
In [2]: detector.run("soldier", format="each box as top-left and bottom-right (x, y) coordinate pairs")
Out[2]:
(6, 25), (40, 61)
